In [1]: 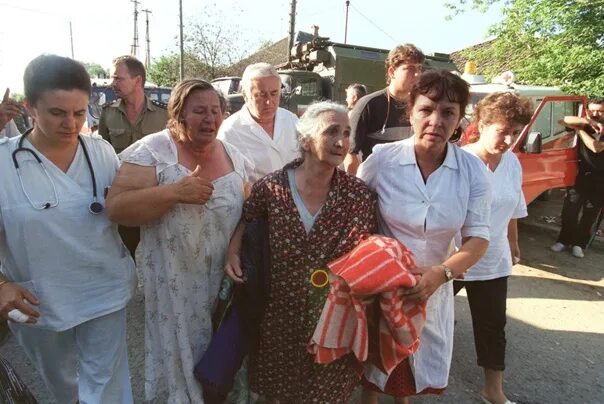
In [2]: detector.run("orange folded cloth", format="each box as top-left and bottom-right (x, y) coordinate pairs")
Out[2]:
(307, 235), (426, 376)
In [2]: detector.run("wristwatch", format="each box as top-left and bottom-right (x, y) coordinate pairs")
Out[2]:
(441, 264), (454, 282)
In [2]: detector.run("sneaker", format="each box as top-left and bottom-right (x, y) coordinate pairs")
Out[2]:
(550, 242), (565, 252)
(572, 245), (584, 258)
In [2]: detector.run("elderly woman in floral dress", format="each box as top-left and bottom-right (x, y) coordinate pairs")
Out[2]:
(225, 101), (376, 403)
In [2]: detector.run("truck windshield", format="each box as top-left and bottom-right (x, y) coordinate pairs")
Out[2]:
(280, 75), (320, 97)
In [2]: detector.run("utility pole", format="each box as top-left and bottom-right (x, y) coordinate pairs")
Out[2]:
(179, 0), (184, 80)
(344, 1), (350, 44)
(130, 0), (140, 57)
(69, 21), (74, 59)
(287, 0), (297, 62)
(142, 9), (152, 69)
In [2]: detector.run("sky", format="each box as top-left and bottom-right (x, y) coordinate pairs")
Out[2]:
(0, 0), (504, 94)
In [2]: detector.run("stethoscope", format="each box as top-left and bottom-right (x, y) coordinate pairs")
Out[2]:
(11, 129), (104, 214)
(381, 91), (391, 135)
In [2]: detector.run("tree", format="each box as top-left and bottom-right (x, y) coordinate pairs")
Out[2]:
(447, 0), (604, 96)
(147, 53), (209, 87)
(83, 62), (109, 79)
(184, 12), (249, 79)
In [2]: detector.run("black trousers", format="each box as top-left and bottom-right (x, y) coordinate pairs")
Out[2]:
(454, 277), (508, 371)
(557, 171), (604, 248)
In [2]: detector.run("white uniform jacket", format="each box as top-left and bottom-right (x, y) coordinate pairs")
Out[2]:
(359, 137), (491, 392)
(217, 106), (299, 183)
(0, 134), (136, 331)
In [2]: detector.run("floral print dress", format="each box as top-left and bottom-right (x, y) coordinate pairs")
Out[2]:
(244, 159), (377, 403)
(120, 130), (248, 403)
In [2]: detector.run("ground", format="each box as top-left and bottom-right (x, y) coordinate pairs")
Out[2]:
(1, 190), (603, 403)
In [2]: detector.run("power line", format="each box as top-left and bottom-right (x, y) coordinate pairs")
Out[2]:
(349, 3), (399, 45)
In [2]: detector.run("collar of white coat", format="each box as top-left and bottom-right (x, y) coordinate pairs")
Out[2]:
(239, 105), (283, 140)
(398, 137), (459, 170)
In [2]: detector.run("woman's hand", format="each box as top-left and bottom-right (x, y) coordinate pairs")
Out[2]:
(224, 249), (245, 284)
(510, 242), (521, 265)
(173, 165), (214, 205)
(403, 266), (447, 303)
(0, 282), (40, 324)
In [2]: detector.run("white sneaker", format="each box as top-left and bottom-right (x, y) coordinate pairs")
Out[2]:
(572, 246), (584, 258)
(550, 242), (565, 252)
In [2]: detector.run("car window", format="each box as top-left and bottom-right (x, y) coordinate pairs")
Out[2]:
(530, 99), (578, 150)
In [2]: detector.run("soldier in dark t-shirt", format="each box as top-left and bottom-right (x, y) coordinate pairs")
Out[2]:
(551, 98), (604, 257)
(344, 44), (425, 174)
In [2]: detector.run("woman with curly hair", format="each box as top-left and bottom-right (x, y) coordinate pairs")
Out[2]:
(456, 92), (533, 404)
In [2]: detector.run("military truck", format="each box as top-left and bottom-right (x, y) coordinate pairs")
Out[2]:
(213, 35), (458, 116)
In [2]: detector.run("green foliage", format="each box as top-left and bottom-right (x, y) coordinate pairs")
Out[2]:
(82, 62), (109, 79)
(147, 53), (209, 87)
(147, 9), (254, 86)
(448, 0), (604, 96)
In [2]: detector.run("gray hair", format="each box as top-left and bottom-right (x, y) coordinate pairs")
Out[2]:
(297, 101), (348, 151)
(241, 62), (280, 98)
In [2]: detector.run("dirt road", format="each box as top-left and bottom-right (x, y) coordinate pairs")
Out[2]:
(1, 194), (603, 403)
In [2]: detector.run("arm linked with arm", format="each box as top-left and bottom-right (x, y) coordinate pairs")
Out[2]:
(106, 162), (214, 226)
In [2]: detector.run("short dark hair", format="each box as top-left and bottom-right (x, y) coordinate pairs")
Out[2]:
(409, 70), (470, 119)
(23, 55), (91, 106)
(112, 55), (146, 86)
(347, 83), (367, 98)
(385, 44), (425, 84)
(472, 92), (533, 127)
(588, 97), (604, 105)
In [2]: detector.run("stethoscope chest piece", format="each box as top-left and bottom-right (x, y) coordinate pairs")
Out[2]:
(89, 200), (104, 215)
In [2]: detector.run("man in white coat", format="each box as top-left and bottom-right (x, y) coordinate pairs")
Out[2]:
(218, 63), (299, 183)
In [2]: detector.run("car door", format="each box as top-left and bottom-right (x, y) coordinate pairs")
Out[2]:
(513, 95), (587, 204)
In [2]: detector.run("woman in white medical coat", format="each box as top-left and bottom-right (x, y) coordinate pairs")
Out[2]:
(358, 70), (492, 403)
(0, 55), (136, 403)
(456, 92), (532, 404)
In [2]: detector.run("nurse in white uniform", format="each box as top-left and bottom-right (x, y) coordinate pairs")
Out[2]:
(456, 92), (533, 404)
(358, 70), (492, 404)
(0, 55), (136, 404)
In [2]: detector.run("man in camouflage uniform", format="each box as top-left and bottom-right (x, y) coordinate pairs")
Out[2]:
(99, 55), (168, 257)
(99, 55), (168, 153)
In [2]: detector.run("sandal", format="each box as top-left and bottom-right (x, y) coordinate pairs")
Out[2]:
(479, 393), (517, 404)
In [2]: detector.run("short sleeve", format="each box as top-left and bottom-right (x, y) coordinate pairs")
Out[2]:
(461, 158), (492, 240)
(243, 177), (270, 221)
(118, 131), (174, 172)
(357, 144), (383, 192)
(119, 141), (159, 167)
(512, 159), (528, 219)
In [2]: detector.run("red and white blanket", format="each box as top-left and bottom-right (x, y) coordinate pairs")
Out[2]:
(308, 235), (426, 376)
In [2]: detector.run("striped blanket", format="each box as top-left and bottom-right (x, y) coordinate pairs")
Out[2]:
(308, 235), (426, 377)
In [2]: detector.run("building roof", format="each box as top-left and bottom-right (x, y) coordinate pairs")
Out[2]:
(449, 39), (505, 73)
(228, 31), (314, 76)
